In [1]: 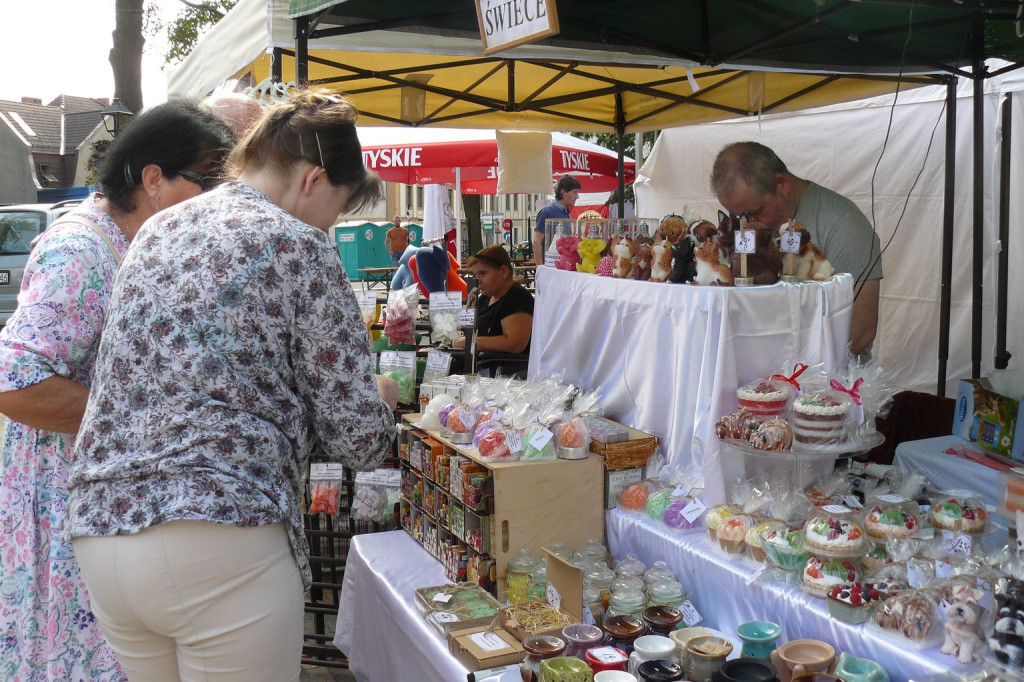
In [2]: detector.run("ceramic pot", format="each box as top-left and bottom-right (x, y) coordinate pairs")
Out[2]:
(521, 635), (567, 682)
(735, 620), (783, 660)
(769, 640), (835, 682)
(563, 623), (604, 660)
(603, 615), (646, 655)
(792, 674), (844, 682)
(712, 658), (779, 682)
(668, 626), (710, 670)
(642, 606), (683, 636)
(833, 652), (889, 682)
(637, 660), (684, 681)
(685, 635), (733, 682)
(594, 672), (638, 682)
(627, 635), (677, 677)
(538, 655), (595, 682)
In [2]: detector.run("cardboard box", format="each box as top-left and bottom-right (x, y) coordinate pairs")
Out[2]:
(605, 468), (643, 509)
(953, 379), (1024, 461)
(499, 550), (582, 641)
(447, 626), (525, 671)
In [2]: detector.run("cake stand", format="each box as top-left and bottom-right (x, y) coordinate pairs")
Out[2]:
(718, 431), (885, 490)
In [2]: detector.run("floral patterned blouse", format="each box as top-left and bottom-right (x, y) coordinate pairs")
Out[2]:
(65, 182), (396, 589)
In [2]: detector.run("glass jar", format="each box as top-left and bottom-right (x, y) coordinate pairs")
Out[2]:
(582, 580), (606, 629)
(585, 562), (616, 610)
(526, 561), (547, 601)
(646, 578), (685, 609)
(520, 635), (566, 682)
(602, 614), (646, 655)
(611, 574), (646, 597)
(615, 552), (647, 578)
(506, 548), (536, 605)
(643, 560), (676, 588)
(561, 623), (604, 660)
(582, 537), (611, 567)
(547, 542), (571, 562)
(606, 587), (646, 620)
(569, 551), (592, 572)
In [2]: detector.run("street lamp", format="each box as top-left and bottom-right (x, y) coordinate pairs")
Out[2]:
(100, 98), (133, 137)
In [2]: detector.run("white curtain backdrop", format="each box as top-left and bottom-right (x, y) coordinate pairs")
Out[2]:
(635, 72), (1024, 396)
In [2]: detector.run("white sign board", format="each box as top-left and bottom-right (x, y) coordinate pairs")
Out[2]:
(475, 0), (560, 56)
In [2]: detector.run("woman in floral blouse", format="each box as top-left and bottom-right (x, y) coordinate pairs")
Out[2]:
(65, 90), (399, 681)
(0, 100), (235, 682)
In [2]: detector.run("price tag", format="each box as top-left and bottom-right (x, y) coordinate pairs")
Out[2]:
(355, 469), (401, 487)
(546, 583), (562, 610)
(395, 351), (416, 371)
(432, 592), (453, 603)
(459, 308), (476, 328)
(426, 350), (452, 373)
(780, 230), (802, 254)
(822, 504), (851, 514)
(734, 230), (756, 254)
(935, 560), (953, 579)
(978, 578), (993, 610)
(468, 631), (513, 653)
(587, 647), (627, 664)
(429, 291), (463, 311)
(506, 430), (523, 454)
(877, 494), (908, 504)
(945, 489), (976, 498)
(841, 495), (863, 509)
(310, 462), (345, 478)
(528, 426), (554, 451)
(582, 603), (596, 626)
(432, 611), (459, 623)
(379, 350), (398, 367)
(907, 563), (926, 588)
(942, 530), (972, 557)
(681, 498), (707, 524)
(678, 599), (703, 626)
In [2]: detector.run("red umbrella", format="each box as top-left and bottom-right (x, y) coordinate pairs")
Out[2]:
(357, 128), (634, 194)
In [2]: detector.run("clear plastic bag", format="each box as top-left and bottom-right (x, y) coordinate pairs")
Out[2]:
(384, 283), (419, 345)
(428, 291), (461, 345)
(379, 350), (416, 405)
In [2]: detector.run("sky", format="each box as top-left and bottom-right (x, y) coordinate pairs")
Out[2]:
(0, 0), (188, 107)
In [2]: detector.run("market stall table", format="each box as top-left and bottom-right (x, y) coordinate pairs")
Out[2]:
(894, 435), (1015, 513)
(358, 266), (398, 292)
(530, 267), (854, 503)
(333, 530), (470, 682)
(606, 508), (956, 682)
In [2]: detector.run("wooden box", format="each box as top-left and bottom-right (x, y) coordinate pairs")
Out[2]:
(447, 626), (525, 671)
(588, 415), (659, 470)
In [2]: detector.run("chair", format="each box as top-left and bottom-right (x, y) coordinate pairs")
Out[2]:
(476, 351), (530, 379)
(866, 390), (956, 465)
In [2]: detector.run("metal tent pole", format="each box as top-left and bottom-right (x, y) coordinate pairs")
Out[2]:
(971, 17), (985, 379)
(615, 93), (625, 219)
(996, 94), (1012, 370)
(938, 77), (956, 395)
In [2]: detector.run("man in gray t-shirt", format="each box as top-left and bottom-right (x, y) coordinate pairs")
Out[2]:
(711, 141), (882, 358)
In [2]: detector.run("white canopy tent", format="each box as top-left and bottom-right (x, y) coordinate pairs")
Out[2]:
(635, 70), (1024, 395)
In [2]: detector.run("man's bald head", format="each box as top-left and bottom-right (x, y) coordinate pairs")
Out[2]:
(204, 94), (264, 137)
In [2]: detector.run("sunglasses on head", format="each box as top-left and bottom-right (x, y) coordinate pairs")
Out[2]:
(177, 169), (222, 192)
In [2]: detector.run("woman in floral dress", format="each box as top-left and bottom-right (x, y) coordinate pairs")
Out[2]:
(0, 99), (234, 681)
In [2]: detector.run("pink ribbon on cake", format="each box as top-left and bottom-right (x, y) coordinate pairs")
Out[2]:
(830, 377), (864, 405)
(770, 363), (809, 390)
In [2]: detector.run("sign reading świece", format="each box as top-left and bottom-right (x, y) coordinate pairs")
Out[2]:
(475, 0), (559, 56)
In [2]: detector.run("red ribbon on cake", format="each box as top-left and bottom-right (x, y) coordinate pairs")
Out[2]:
(770, 363), (809, 390)
(830, 377), (864, 405)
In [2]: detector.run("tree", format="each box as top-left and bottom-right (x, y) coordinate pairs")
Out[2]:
(161, 1), (237, 65)
(110, 0), (146, 113)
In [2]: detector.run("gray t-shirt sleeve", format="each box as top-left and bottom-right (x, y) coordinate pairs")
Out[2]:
(795, 182), (883, 281)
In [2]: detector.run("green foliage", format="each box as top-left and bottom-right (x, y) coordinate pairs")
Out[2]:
(152, 0), (236, 65)
(85, 139), (113, 187)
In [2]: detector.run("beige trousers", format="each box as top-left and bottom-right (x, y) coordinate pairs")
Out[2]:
(74, 520), (303, 682)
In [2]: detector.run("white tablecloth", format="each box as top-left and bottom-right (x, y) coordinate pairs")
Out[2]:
(333, 531), (470, 682)
(530, 267), (853, 504)
(606, 509), (956, 682)
(894, 435), (1013, 513)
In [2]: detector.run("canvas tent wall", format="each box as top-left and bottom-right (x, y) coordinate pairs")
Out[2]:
(634, 71), (1024, 396)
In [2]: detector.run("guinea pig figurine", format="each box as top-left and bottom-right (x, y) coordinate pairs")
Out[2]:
(693, 239), (733, 286)
(670, 234), (697, 284)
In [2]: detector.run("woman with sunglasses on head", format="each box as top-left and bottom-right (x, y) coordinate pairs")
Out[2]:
(64, 89), (398, 682)
(0, 98), (234, 682)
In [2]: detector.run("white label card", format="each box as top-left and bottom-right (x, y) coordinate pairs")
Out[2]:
(841, 495), (863, 509)
(506, 430), (523, 454)
(780, 230), (801, 254)
(396, 351), (416, 371)
(582, 603), (596, 626)
(310, 462), (345, 478)
(380, 350), (398, 366)
(935, 560), (954, 579)
(459, 308), (477, 328)
(468, 631), (512, 653)
(822, 504), (851, 514)
(426, 351), (452, 373)
(907, 563), (926, 588)
(681, 498), (707, 524)
(432, 592), (453, 603)
(546, 583), (562, 610)
(877, 494), (908, 504)
(429, 291), (463, 311)
(355, 291), (377, 307)
(587, 647), (626, 664)
(945, 489), (976, 498)
(355, 469), (401, 487)
(432, 611), (459, 622)
(679, 599), (702, 626)
(942, 530), (972, 556)
(734, 230), (756, 254)
(529, 427), (554, 451)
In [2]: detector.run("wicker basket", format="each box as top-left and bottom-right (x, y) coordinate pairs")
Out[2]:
(588, 416), (659, 471)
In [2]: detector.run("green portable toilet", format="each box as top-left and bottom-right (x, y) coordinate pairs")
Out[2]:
(331, 220), (422, 280)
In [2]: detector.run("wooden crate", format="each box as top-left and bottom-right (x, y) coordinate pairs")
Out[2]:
(588, 415), (659, 471)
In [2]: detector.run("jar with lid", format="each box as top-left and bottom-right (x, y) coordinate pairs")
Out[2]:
(526, 560), (547, 601)
(606, 588), (646, 620)
(646, 578), (685, 609)
(547, 542), (571, 562)
(602, 614), (646, 655)
(506, 548), (536, 605)
(582, 580), (606, 629)
(569, 551), (592, 572)
(611, 574), (646, 597)
(585, 561), (616, 609)
(615, 552), (647, 578)
(519, 634), (566, 682)
(582, 537), (610, 567)
(643, 560), (676, 587)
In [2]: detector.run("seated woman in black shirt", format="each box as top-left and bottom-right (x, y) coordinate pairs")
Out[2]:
(453, 246), (533, 375)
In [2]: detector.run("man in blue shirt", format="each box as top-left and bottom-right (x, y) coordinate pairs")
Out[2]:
(533, 175), (581, 266)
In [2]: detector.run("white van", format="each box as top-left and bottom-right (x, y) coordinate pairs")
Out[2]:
(0, 200), (83, 327)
